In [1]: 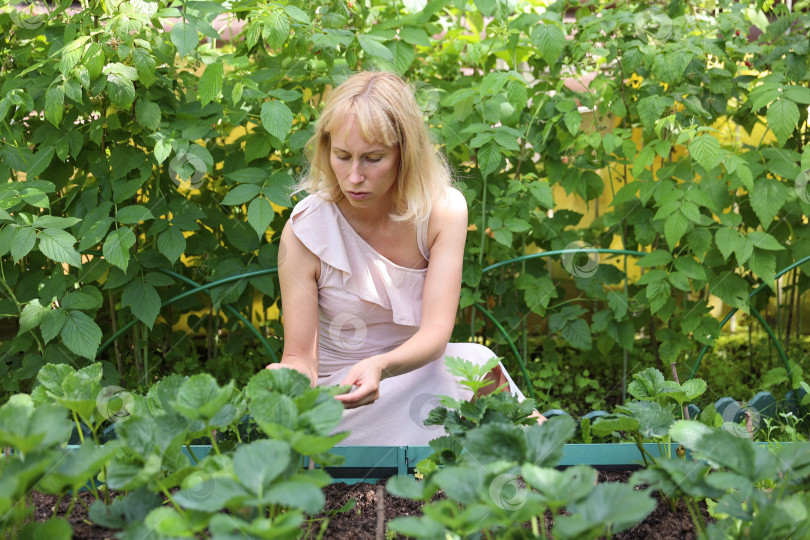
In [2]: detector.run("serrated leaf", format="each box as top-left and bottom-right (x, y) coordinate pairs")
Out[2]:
(106, 72), (135, 109)
(664, 211), (689, 248)
(688, 135), (720, 171)
(260, 101), (294, 142)
(61, 310), (102, 360)
(135, 100), (161, 131)
(561, 319), (591, 350)
(709, 272), (749, 311)
(747, 231), (784, 251)
(103, 228), (136, 272)
(172, 374), (234, 421)
(767, 98), (800, 146)
(749, 249), (776, 284)
(247, 197), (273, 238)
(45, 85), (65, 127)
(357, 34), (394, 61)
(38, 228), (81, 267)
(27, 146), (55, 179)
(32, 216), (80, 229)
(751, 178), (788, 227)
(132, 48), (156, 87)
(531, 23), (565, 65)
(122, 280), (161, 329)
(154, 139), (171, 165)
(11, 226), (37, 261)
(734, 236), (753, 266)
(529, 181), (553, 209)
(171, 21), (199, 57)
(157, 226), (185, 264)
(222, 184), (261, 205)
(41, 308), (68, 343)
(564, 109), (582, 135)
(233, 440), (291, 494)
(284, 5), (309, 23)
(673, 257), (707, 282)
(507, 79), (528, 110)
(78, 217), (114, 251)
(263, 9), (291, 49)
(637, 95), (668, 132)
(19, 299), (47, 334)
(715, 228), (740, 261)
(115, 205), (155, 224)
(477, 142), (501, 178)
(399, 26), (430, 46)
(198, 61), (224, 107)
(638, 250), (672, 268)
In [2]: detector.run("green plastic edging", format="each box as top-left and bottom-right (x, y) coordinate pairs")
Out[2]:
(61, 441), (800, 488)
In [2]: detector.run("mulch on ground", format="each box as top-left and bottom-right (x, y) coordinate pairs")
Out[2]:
(29, 470), (712, 539)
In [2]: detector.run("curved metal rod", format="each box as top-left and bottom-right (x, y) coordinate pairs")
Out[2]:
(155, 268), (279, 363)
(472, 302), (536, 402)
(98, 268), (279, 360)
(479, 249), (803, 382)
(482, 249), (647, 274)
(687, 254), (810, 379)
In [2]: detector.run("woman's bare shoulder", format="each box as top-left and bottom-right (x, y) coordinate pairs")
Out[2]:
(431, 185), (468, 223)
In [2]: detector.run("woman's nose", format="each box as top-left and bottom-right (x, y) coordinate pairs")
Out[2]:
(349, 162), (364, 184)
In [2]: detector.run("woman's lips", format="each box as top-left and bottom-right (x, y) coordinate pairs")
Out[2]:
(347, 191), (369, 200)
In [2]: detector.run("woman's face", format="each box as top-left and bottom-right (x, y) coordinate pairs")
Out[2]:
(329, 115), (400, 210)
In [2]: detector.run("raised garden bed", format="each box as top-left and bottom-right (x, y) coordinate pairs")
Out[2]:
(30, 470), (711, 540)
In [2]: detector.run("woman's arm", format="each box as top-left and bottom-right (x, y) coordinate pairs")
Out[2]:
(336, 187), (468, 408)
(266, 220), (321, 385)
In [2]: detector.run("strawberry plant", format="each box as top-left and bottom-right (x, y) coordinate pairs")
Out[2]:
(0, 363), (351, 538)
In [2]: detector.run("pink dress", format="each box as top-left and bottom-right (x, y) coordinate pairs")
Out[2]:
(289, 193), (524, 446)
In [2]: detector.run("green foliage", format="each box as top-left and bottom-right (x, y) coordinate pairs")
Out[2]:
(0, 0), (809, 408)
(0, 363), (348, 538)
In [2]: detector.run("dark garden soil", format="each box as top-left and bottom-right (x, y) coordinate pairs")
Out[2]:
(31, 471), (712, 539)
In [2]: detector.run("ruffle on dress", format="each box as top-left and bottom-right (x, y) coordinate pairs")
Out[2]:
(290, 194), (428, 327)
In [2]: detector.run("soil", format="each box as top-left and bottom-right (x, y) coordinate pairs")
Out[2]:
(29, 471), (712, 539)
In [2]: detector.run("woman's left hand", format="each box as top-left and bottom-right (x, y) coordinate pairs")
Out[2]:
(335, 357), (384, 409)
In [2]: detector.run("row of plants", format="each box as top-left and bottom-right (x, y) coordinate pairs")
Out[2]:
(386, 360), (810, 539)
(2, 359), (809, 538)
(2, 0), (810, 402)
(0, 362), (352, 539)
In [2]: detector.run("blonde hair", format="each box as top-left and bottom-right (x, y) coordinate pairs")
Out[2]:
(297, 71), (452, 223)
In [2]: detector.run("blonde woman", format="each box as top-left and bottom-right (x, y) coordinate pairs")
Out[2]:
(269, 71), (541, 445)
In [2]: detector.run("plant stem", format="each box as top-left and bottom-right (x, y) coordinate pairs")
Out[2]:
(209, 428), (221, 455)
(72, 411), (85, 444)
(51, 493), (65, 519)
(158, 481), (187, 518)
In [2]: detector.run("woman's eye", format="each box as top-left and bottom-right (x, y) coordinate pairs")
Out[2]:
(366, 157), (381, 163)
(336, 155), (350, 161)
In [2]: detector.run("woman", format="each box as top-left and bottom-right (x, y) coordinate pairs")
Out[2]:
(268, 71), (538, 445)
